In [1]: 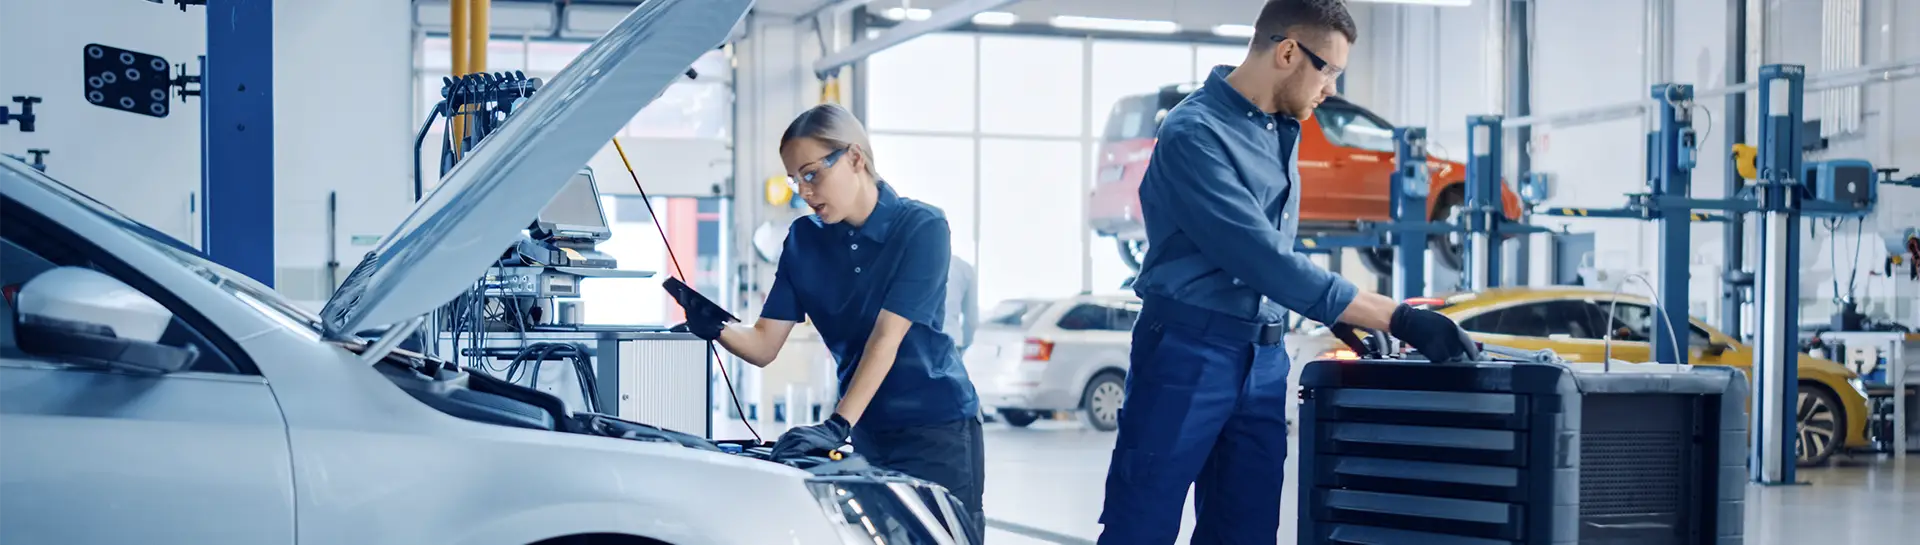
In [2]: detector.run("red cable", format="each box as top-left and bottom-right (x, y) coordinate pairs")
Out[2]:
(613, 140), (762, 444)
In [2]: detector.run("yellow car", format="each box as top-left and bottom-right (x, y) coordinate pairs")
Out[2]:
(1313, 287), (1868, 466)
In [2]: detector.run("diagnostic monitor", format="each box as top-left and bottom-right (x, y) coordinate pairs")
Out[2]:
(536, 169), (613, 240)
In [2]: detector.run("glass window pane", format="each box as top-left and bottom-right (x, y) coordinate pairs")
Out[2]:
(979, 36), (1084, 137)
(422, 37), (527, 73)
(1195, 44), (1248, 81)
(1091, 41), (1193, 145)
(979, 139), (1083, 309)
(868, 134), (977, 259)
(528, 41), (589, 72)
(868, 33), (976, 133)
(626, 81), (733, 140)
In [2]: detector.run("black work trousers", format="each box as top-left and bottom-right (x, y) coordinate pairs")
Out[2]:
(852, 416), (987, 542)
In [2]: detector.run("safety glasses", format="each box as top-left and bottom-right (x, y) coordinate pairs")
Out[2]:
(790, 146), (850, 193)
(1270, 34), (1344, 80)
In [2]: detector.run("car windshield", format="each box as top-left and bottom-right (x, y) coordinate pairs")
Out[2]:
(23, 170), (332, 338)
(986, 299), (1048, 327)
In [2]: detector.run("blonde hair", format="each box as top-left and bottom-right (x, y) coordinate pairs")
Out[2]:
(780, 103), (880, 178)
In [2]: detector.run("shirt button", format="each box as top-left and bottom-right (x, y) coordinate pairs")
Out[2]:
(854, 267), (863, 273)
(851, 243), (859, 250)
(1267, 122), (1276, 130)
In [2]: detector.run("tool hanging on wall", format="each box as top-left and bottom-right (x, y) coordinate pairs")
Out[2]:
(1, 96), (41, 132)
(3, 149), (50, 172)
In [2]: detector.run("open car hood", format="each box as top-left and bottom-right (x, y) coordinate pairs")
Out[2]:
(319, 0), (752, 339)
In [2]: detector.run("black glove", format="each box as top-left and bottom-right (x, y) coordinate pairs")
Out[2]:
(1388, 304), (1482, 363)
(768, 413), (852, 463)
(683, 316), (725, 341)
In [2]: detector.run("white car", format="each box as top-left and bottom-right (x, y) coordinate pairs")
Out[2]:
(0, 2), (972, 544)
(963, 294), (1140, 431)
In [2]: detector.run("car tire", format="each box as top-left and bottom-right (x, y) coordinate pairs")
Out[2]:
(999, 409), (1040, 428)
(1796, 382), (1845, 467)
(1429, 185), (1467, 272)
(1082, 372), (1126, 432)
(1117, 238), (1148, 273)
(1358, 247), (1394, 278)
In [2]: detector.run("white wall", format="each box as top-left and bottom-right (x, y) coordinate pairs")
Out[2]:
(0, 0), (207, 242)
(0, 0), (418, 306)
(274, 0), (417, 303)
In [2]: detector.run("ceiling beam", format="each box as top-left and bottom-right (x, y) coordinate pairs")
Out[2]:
(812, 0), (1019, 79)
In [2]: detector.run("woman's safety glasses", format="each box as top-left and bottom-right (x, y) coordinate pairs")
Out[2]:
(789, 146), (850, 195)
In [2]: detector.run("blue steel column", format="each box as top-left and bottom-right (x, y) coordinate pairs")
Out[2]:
(1466, 115), (1504, 289)
(1391, 127), (1429, 301)
(201, 0), (275, 286)
(1651, 83), (1695, 365)
(1753, 64), (1804, 485)
(1721, 0), (1749, 336)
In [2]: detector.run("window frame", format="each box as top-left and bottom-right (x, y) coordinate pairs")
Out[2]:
(0, 197), (257, 376)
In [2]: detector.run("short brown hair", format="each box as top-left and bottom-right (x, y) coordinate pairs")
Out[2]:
(1251, 0), (1358, 53)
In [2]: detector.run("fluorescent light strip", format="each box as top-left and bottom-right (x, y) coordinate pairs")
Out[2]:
(971, 11), (1018, 26)
(882, 7), (932, 21)
(1049, 15), (1179, 34)
(1211, 24), (1256, 38)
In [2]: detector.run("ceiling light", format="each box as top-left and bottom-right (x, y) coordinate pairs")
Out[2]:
(1049, 15), (1179, 34)
(971, 11), (1018, 26)
(1211, 24), (1256, 38)
(882, 7), (932, 21)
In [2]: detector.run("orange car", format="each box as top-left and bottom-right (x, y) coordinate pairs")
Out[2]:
(1089, 84), (1524, 274)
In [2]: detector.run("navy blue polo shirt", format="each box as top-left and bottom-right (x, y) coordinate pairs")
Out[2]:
(1132, 64), (1358, 326)
(762, 181), (980, 431)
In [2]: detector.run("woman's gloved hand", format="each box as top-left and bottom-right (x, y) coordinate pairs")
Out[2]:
(769, 413), (852, 463)
(1387, 304), (1482, 363)
(683, 315), (726, 341)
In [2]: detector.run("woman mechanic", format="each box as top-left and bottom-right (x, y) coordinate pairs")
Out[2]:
(685, 103), (986, 537)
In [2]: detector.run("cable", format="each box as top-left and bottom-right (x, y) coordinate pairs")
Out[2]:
(1602, 272), (1683, 370)
(611, 138), (762, 444)
(1847, 218), (1864, 300)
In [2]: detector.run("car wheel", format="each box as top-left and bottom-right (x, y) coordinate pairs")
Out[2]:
(1358, 247), (1394, 278)
(998, 409), (1041, 428)
(1796, 383), (1845, 467)
(1117, 238), (1148, 272)
(1429, 186), (1466, 272)
(1082, 372), (1126, 432)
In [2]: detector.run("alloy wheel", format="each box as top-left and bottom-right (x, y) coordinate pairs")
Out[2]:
(1089, 381), (1125, 430)
(1795, 388), (1840, 465)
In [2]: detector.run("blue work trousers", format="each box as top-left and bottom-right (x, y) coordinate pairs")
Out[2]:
(1097, 306), (1292, 544)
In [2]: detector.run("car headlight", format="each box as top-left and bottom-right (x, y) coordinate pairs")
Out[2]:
(1848, 377), (1868, 397)
(806, 477), (969, 544)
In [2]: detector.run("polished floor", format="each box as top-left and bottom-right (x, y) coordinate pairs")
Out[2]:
(977, 419), (1920, 544)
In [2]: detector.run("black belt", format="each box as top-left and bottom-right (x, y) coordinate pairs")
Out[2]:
(1141, 295), (1288, 345)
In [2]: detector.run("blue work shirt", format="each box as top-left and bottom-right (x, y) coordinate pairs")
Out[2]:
(762, 182), (981, 431)
(1132, 65), (1359, 326)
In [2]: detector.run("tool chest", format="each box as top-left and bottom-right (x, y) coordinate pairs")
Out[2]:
(1295, 352), (1748, 545)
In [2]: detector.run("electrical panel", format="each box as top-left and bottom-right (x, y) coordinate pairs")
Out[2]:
(1806, 159), (1876, 216)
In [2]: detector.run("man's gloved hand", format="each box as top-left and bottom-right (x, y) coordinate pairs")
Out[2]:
(1388, 304), (1482, 363)
(769, 413), (852, 463)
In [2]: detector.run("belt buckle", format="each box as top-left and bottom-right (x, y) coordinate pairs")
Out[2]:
(1258, 322), (1286, 345)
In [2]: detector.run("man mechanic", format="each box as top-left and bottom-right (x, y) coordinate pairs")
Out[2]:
(1095, 1), (1481, 543)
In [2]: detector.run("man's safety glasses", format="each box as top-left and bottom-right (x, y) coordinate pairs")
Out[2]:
(1270, 34), (1344, 80)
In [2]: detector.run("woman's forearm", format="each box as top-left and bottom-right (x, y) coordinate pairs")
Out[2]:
(717, 323), (782, 367)
(835, 332), (902, 426)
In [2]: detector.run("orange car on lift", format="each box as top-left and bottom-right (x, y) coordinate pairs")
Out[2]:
(1089, 84), (1525, 275)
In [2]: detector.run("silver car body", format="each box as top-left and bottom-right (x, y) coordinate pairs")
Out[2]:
(0, 1), (932, 543)
(963, 294), (1140, 414)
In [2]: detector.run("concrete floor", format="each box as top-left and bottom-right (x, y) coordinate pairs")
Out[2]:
(978, 419), (1920, 545)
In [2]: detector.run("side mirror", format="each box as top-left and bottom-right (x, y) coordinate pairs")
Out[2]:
(1703, 342), (1731, 357)
(14, 267), (197, 374)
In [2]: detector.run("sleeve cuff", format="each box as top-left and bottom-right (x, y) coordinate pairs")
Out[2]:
(1304, 276), (1360, 325)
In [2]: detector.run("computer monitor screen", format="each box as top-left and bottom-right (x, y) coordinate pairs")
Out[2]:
(539, 170), (611, 237)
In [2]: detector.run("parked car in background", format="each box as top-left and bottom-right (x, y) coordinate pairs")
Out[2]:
(1296, 287), (1870, 466)
(964, 294), (1140, 431)
(1088, 84), (1526, 276)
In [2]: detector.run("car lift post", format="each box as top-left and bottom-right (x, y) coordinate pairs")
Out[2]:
(1751, 64), (1805, 486)
(1465, 115), (1505, 290)
(1390, 126), (1431, 301)
(1650, 83), (1697, 366)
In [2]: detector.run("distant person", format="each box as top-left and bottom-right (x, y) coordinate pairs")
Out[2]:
(945, 254), (978, 356)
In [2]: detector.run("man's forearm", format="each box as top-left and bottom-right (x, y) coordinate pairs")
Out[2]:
(1336, 291), (1398, 331)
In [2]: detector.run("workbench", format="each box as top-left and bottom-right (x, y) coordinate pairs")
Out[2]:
(1816, 331), (1917, 457)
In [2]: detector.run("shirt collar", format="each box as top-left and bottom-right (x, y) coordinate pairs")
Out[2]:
(837, 181), (901, 242)
(1199, 64), (1302, 128)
